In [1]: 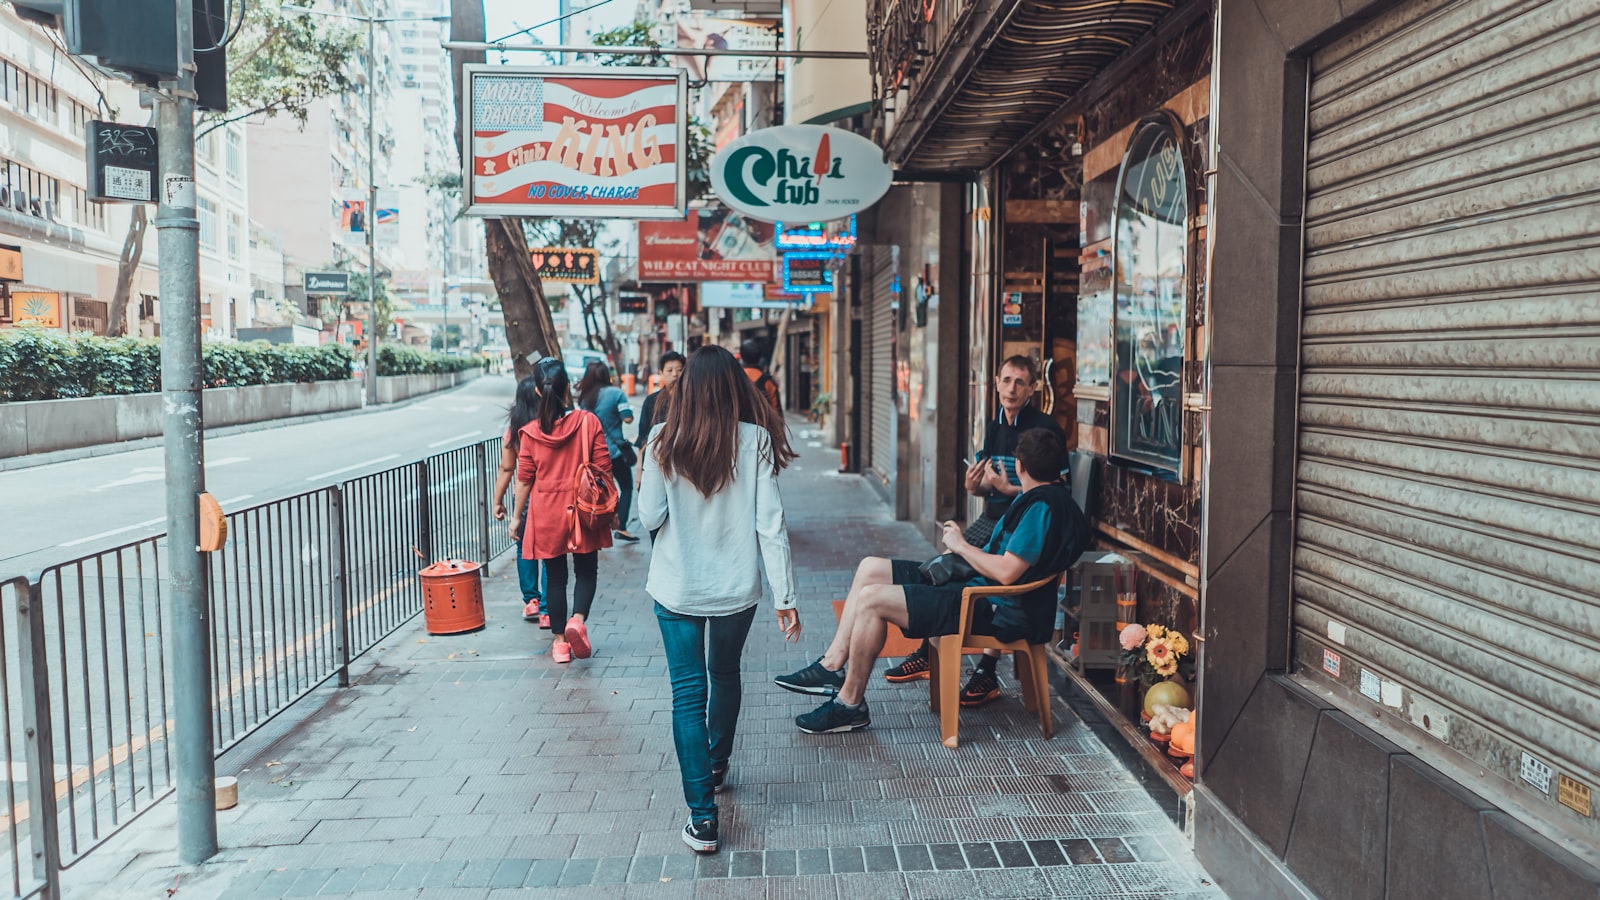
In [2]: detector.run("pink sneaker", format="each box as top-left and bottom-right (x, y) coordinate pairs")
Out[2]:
(552, 641), (572, 664)
(523, 599), (541, 622)
(564, 620), (592, 659)
(539, 614), (551, 629)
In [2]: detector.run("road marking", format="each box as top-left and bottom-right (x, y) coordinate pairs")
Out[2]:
(207, 456), (249, 469)
(59, 516), (166, 547)
(90, 467), (165, 491)
(427, 431), (480, 448)
(218, 494), (254, 507)
(304, 454), (400, 482)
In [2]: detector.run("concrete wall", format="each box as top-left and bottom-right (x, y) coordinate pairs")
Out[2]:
(374, 368), (481, 404)
(0, 369), (480, 459)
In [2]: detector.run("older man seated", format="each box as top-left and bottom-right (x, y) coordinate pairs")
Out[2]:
(775, 427), (1090, 734)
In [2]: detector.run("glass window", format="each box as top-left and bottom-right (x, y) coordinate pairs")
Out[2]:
(1111, 117), (1188, 476)
(226, 129), (242, 179)
(198, 197), (218, 249)
(227, 212), (242, 257)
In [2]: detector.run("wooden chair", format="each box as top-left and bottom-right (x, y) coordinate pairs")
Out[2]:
(928, 574), (1061, 749)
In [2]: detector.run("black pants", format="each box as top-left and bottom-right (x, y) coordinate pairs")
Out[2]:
(542, 551), (598, 635)
(613, 458), (634, 531)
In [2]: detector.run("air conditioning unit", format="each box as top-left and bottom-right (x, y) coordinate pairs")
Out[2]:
(0, 187), (9, 208)
(41, 200), (55, 220)
(13, 192), (27, 212)
(29, 197), (43, 217)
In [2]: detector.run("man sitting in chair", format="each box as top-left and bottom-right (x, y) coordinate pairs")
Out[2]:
(775, 428), (1090, 734)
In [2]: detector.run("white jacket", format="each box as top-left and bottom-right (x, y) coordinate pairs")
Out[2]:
(638, 421), (797, 616)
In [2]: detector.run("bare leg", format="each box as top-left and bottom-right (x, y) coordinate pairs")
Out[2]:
(836, 584), (911, 706)
(821, 557), (894, 669)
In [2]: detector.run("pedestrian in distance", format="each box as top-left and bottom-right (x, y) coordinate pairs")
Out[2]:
(577, 360), (641, 543)
(634, 350), (685, 491)
(493, 375), (544, 619)
(739, 337), (783, 415)
(509, 358), (615, 664)
(637, 344), (801, 855)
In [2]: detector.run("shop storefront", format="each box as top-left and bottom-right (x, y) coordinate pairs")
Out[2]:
(864, 0), (1599, 894)
(1196, 0), (1600, 895)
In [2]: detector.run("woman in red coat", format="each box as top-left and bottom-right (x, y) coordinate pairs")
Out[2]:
(509, 357), (614, 663)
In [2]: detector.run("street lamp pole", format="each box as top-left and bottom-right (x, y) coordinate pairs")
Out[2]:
(365, 12), (379, 404)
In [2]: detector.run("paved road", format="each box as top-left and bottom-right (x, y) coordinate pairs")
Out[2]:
(0, 375), (522, 578)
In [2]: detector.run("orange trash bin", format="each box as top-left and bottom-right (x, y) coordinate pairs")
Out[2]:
(622, 373), (637, 395)
(419, 559), (486, 635)
(649, 374), (663, 393)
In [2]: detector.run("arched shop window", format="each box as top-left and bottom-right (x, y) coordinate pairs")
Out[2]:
(1111, 115), (1188, 476)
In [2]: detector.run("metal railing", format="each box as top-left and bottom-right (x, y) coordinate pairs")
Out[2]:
(0, 437), (510, 899)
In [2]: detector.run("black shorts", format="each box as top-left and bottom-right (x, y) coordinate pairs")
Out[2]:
(890, 559), (997, 640)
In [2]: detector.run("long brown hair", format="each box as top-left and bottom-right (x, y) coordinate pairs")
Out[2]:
(652, 344), (796, 496)
(576, 360), (611, 411)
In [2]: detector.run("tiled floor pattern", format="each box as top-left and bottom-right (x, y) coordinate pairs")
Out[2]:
(78, 430), (1221, 899)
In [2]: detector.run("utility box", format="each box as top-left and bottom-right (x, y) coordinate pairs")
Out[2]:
(13, 1), (179, 82)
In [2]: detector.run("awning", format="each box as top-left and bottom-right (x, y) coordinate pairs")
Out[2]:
(883, 0), (1183, 174)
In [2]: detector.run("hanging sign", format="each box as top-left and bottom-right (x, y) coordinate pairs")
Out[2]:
(86, 121), (158, 204)
(710, 125), (892, 223)
(304, 272), (351, 295)
(462, 65), (688, 220)
(529, 248), (599, 284)
(638, 206), (777, 282)
(11, 291), (60, 327)
(782, 252), (835, 294)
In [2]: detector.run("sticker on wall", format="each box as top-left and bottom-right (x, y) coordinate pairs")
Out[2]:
(1359, 668), (1381, 703)
(1520, 752), (1554, 795)
(1002, 292), (1023, 327)
(1326, 620), (1347, 645)
(1557, 774), (1592, 818)
(1322, 648), (1341, 678)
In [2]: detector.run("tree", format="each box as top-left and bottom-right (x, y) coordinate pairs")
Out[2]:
(107, 7), (360, 335)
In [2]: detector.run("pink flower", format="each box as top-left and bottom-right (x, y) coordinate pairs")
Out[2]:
(1119, 624), (1147, 651)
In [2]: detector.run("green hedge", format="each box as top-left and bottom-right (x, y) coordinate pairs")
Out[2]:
(375, 344), (484, 375)
(0, 329), (353, 402)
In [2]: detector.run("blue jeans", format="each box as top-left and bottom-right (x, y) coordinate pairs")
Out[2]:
(654, 602), (757, 821)
(517, 554), (545, 603)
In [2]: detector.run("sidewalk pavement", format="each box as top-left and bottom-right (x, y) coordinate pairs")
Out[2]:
(75, 426), (1223, 899)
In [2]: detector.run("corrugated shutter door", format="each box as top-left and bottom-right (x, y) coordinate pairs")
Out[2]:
(869, 247), (897, 484)
(1295, 0), (1600, 834)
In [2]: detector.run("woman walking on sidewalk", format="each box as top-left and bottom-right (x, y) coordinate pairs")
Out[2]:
(509, 358), (614, 663)
(494, 376), (544, 620)
(638, 345), (801, 855)
(577, 361), (640, 543)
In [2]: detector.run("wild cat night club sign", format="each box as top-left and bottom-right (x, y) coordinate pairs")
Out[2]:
(462, 66), (688, 219)
(710, 125), (892, 223)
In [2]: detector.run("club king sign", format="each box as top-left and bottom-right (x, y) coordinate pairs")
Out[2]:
(710, 125), (892, 224)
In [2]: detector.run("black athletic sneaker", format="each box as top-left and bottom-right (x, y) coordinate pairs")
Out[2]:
(960, 668), (1001, 707)
(884, 645), (930, 682)
(795, 698), (871, 734)
(683, 815), (719, 853)
(774, 659), (845, 696)
(711, 763), (728, 794)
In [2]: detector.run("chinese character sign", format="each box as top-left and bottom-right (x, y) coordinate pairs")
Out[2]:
(463, 66), (687, 220)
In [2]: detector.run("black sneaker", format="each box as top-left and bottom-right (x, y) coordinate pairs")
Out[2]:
(796, 698), (870, 734)
(682, 815), (719, 853)
(774, 659), (845, 696)
(711, 763), (728, 794)
(960, 668), (1001, 707)
(884, 644), (930, 683)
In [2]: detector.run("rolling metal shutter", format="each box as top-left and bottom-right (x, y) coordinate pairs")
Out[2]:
(1294, 0), (1600, 833)
(869, 246), (898, 485)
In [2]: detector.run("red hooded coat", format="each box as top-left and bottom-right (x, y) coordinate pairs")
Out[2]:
(516, 409), (614, 560)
